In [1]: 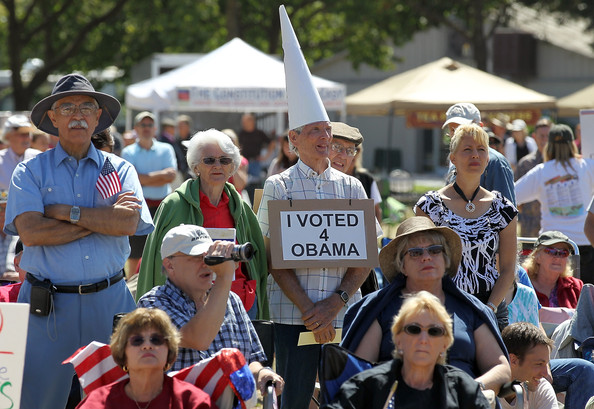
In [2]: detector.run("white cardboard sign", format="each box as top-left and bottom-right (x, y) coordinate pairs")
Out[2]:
(268, 199), (378, 269)
(0, 303), (29, 409)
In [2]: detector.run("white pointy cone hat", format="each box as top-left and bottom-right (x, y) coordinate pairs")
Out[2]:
(279, 4), (329, 130)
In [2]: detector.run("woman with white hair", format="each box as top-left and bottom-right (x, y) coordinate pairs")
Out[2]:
(136, 129), (269, 319)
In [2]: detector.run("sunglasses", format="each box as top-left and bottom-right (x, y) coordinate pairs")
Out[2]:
(403, 323), (446, 337)
(128, 333), (167, 347)
(543, 247), (570, 258)
(489, 137), (501, 146)
(202, 157), (233, 166)
(404, 245), (444, 259)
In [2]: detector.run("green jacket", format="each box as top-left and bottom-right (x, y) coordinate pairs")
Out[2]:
(136, 178), (269, 319)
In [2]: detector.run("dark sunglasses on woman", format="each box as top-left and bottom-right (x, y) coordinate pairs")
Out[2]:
(403, 324), (446, 337)
(128, 333), (167, 347)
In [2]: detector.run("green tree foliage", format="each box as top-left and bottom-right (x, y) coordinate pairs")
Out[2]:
(0, 0), (584, 110)
(0, 0), (129, 109)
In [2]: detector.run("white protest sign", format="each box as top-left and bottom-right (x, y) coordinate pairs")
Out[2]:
(204, 228), (236, 242)
(0, 303), (29, 409)
(579, 109), (594, 159)
(268, 199), (378, 269)
(205, 228), (237, 280)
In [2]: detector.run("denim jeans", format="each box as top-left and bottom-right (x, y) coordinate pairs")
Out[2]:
(274, 323), (321, 409)
(550, 358), (594, 409)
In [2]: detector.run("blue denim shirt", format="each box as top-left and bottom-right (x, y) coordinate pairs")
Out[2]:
(4, 143), (154, 284)
(121, 140), (177, 200)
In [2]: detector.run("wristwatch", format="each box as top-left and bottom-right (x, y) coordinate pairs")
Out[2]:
(69, 206), (81, 224)
(486, 301), (498, 314)
(335, 290), (349, 305)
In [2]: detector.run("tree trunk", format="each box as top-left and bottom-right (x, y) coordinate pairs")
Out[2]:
(471, 0), (488, 71)
(226, 0), (240, 40)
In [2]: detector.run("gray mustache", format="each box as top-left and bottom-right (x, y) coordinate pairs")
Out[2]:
(68, 120), (88, 129)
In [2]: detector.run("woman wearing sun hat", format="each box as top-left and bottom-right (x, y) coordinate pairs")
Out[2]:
(341, 216), (510, 397)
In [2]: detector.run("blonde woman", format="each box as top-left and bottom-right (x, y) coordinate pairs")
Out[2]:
(326, 291), (490, 409)
(523, 231), (583, 308)
(415, 124), (518, 321)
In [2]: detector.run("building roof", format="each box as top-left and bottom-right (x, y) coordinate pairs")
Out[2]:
(509, 3), (594, 59)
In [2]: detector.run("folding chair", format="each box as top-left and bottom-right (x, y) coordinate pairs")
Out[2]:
(318, 344), (374, 405)
(497, 381), (524, 409)
(251, 319), (275, 368)
(251, 319), (277, 408)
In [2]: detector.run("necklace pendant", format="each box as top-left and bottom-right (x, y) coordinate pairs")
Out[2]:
(466, 202), (476, 212)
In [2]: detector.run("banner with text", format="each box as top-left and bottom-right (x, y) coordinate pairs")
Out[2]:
(268, 199), (378, 269)
(0, 303), (29, 409)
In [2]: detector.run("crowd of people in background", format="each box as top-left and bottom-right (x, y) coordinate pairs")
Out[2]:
(2, 7), (594, 409)
(2, 78), (594, 409)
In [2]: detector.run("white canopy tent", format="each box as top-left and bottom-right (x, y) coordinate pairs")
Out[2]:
(125, 38), (346, 131)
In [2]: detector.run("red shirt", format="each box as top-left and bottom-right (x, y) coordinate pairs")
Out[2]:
(199, 189), (256, 312)
(76, 376), (215, 409)
(0, 282), (21, 303)
(535, 276), (583, 308)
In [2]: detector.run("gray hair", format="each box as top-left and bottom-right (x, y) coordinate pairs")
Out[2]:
(186, 128), (241, 176)
(288, 126), (304, 156)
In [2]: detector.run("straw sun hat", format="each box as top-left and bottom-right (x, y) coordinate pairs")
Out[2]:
(379, 217), (462, 283)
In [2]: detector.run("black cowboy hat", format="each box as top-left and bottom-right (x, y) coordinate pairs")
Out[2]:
(30, 74), (120, 135)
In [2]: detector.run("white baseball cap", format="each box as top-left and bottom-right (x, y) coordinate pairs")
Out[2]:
(510, 119), (527, 132)
(161, 225), (213, 259)
(4, 114), (33, 131)
(442, 103), (481, 129)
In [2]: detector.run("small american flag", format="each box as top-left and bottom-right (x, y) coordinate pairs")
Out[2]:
(63, 344), (257, 409)
(96, 158), (121, 199)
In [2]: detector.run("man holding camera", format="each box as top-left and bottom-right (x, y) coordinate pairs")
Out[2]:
(137, 224), (284, 396)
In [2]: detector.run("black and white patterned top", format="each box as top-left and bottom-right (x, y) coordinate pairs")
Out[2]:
(414, 191), (517, 298)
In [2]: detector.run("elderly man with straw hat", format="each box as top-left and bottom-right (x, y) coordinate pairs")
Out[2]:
(4, 73), (153, 409)
(256, 6), (380, 409)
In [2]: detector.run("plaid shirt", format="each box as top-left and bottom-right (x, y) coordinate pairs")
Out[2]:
(0, 234), (17, 273)
(138, 280), (266, 372)
(257, 159), (370, 327)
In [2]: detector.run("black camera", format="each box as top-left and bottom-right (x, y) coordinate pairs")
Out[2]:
(204, 242), (254, 265)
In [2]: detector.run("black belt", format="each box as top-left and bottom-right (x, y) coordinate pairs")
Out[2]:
(26, 271), (125, 294)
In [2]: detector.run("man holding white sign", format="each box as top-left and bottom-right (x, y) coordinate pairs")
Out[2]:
(256, 6), (378, 409)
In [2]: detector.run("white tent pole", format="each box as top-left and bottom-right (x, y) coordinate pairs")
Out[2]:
(125, 109), (132, 131)
(276, 111), (284, 135)
(340, 97), (346, 122)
